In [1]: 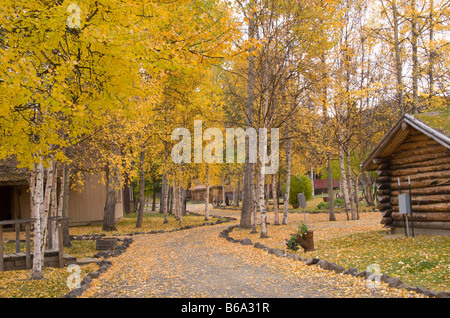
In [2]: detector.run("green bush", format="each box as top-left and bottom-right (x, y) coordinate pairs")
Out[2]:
(288, 175), (313, 209)
(317, 198), (345, 210)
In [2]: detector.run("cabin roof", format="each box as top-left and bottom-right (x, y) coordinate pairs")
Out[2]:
(0, 157), (29, 185)
(361, 112), (450, 171)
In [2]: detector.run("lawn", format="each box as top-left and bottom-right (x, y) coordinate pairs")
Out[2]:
(231, 211), (450, 292)
(69, 211), (220, 236)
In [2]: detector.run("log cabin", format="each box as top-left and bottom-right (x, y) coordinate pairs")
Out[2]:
(361, 110), (450, 236)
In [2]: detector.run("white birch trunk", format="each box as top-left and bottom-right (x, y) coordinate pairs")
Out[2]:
(41, 159), (55, 260)
(50, 164), (58, 250)
(347, 144), (356, 220)
(338, 138), (350, 220)
(251, 167), (258, 233)
(272, 172), (279, 225)
(205, 165), (210, 221)
(31, 160), (44, 280)
(259, 165), (267, 238)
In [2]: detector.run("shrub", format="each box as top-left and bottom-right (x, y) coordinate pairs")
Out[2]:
(288, 175), (313, 209)
(317, 198), (345, 210)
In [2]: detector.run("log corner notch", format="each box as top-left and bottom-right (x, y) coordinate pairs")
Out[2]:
(361, 113), (450, 236)
(374, 158), (393, 226)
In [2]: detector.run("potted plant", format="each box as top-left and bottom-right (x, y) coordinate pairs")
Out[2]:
(285, 222), (315, 252)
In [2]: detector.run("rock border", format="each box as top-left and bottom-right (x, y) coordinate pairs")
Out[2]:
(219, 225), (450, 298)
(69, 211), (236, 241)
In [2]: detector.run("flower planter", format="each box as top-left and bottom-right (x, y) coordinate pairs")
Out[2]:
(296, 231), (316, 252)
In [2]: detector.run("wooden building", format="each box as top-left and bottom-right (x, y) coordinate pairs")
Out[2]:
(361, 111), (450, 236)
(0, 161), (125, 226)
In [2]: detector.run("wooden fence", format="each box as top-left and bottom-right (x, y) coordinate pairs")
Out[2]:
(0, 217), (66, 271)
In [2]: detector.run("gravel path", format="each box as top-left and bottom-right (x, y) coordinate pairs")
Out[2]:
(82, 211), (423, 298)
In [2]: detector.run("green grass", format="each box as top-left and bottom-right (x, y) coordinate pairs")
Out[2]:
(304, 230), (450, 292)
(415, 105), (450, 136)
(69, 211), (219, 236)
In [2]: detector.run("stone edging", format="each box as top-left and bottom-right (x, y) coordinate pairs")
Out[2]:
(219, 224), (450, 298)
(61, 212), (236, 298)
(69, 211), (236, 241)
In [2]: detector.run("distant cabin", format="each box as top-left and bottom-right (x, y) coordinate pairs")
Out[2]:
(0, 161), (126, 226)
(361, 111), (450, 236)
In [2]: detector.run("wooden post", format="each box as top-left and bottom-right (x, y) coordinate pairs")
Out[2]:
(15, 223), (20, 253)
(25, 222), (31, 269)
(0, 225), (3, 271)
(57, 220), (64, 268)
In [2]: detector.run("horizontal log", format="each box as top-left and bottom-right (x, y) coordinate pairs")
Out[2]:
(391, 163), (450, 178)
(391, 185), (450, 197)
(391, 178), (450, 190)
(390, 194), (450, 206)
(390, 169), (450, 185)
(404, 132), (432, 142)
(377, 202), (392, 211)
(376, 176), (391, 183)
(377, 189), (391, 196)
(391, 144), (448, 159)
(392, 202), (450, 212)
(392, 221), (450, 230)
(382, 209), (392, 217)
(391, 212), (450, 222)
(376, 182), (391, 190)
(390, 151), (449, 166)
(391, 156), (450, 170)
(381, 217), (393, 225)
(394, 139), (440, 153)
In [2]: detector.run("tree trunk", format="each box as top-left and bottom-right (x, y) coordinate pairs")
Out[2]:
(123, 173), (131, 214)
(411, 0), (419, 114)
(162, 173), (169, 223)
(251, 168), (258, 234)
(240, 6), (256, 229)
(49, 164), (58, 250)
(61, 163), (71, 247)
(347, 144), (357, 220)
(235, 178), (240, 207)
(168, 182), (173, 215)
(282, 117), (292, 225)
(152, 185), (156, 211)
(102, 165), (117, 231)
(273, 172), (279, 225)
(327, 154), (336, 221)
(174, 173), (182, 227)
(40, 160), (55, 264)
(428, 0), (434, 107)
(205, 165), (210, 220)
(181, 183), (188, 216)
(392, 0), (404, 113)
(338, 140), (350, 220)
(259, 164), (268, 238)
(136, 149), (146, 228)
(31, 160), (44, 280)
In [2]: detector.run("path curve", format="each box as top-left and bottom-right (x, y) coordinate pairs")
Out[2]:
(82, 211), (423, 298)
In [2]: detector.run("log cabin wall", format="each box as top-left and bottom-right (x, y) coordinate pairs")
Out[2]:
(377, 130), (450, 235)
